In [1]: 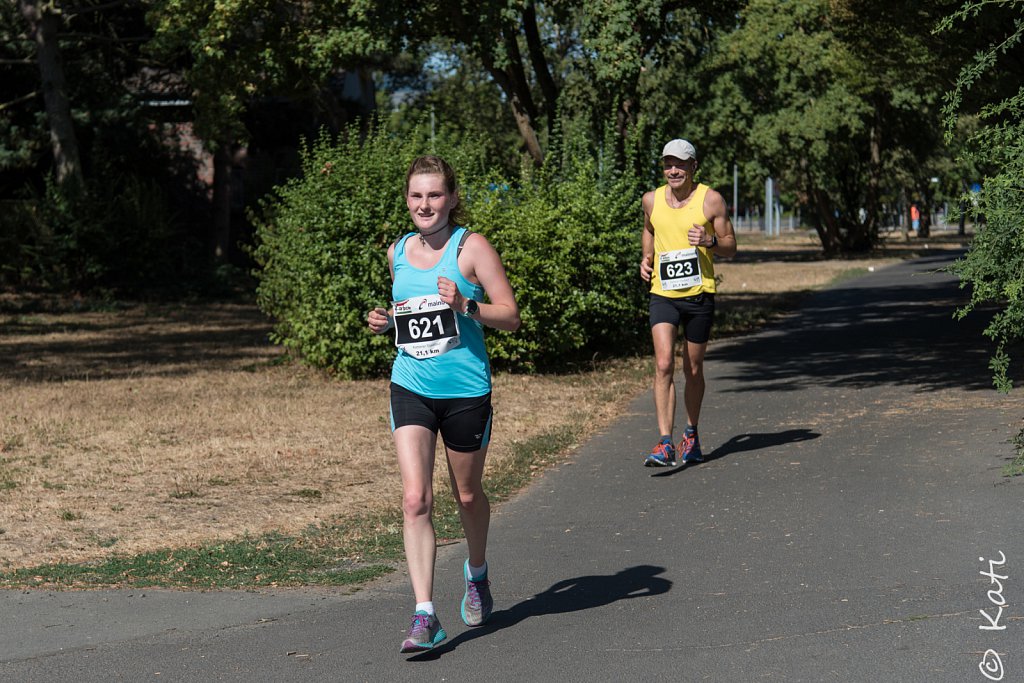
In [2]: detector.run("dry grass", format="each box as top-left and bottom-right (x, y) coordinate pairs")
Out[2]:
(0, 229), (970, 570)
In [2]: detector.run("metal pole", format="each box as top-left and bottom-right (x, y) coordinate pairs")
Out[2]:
(765, 177), (773, 234)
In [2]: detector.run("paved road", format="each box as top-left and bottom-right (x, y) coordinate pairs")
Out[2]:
(2, 251), (1021, 682)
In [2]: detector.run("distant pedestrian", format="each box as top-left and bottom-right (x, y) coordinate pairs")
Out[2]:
(911, 204), (921, 232)
(639, 139), (737, 467)
(367, 155), (521, 653)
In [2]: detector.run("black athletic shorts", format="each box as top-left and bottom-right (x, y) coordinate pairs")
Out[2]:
(389, 382), (493, 452)
(649, 292), (716, 344)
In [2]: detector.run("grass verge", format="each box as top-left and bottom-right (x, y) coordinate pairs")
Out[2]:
(0, 424), (586, 590)
(1003, 426), (1024, 478)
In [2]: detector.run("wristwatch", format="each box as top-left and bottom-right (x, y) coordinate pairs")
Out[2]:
(709, 233), (718, 249)
(465, 299), (479, 316)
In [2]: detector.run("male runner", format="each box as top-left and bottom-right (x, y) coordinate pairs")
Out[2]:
(639, 139), (737, 466)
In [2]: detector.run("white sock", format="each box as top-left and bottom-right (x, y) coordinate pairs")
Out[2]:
(415, 601), (435, 615)
(468, 561), (487, 580)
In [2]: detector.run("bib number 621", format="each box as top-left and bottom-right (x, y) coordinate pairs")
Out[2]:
(392, 294), (461, 359)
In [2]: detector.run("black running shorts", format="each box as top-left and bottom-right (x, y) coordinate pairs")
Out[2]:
(389, 382), (493, 452)
(649, 292), (716, 344)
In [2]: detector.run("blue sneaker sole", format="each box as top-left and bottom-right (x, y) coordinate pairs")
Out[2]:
(461, 561), (493, 626)
(400, 628), (447, 653)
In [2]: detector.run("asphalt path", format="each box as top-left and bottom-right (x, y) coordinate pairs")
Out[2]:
(2, 250), (1022, 682)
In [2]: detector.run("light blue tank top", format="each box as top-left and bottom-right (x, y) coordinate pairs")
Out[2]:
(391, 227), (490, 398)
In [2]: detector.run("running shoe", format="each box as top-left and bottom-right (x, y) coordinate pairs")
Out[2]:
(679, 428), (704, 464)
(399, 611), (447, 653)
(461, 560), (494, 626)
(644, 439), (677, 467)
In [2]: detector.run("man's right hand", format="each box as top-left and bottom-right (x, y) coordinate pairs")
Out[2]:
(640, 256), (653, 283)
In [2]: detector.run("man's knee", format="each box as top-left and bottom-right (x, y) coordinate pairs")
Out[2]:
(681, 356), (705, 380)
(654, 353), (675, 377)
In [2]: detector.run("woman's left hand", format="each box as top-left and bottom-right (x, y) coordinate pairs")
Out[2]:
(437, 276), (465, 313)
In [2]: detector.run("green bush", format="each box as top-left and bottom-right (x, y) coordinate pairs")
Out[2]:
(942, 2), (1024, 391)
(474, 159), (647, 369)
(251, 120), (648, 378)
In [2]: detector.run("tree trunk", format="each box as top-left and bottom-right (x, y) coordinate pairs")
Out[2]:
(521, 1), (558, 121)
(482, 60), (544, 166)
(866, 119), (881, 242)
(212, 143), (233, 263)
(19, 0), (84, 192)
(918, 202), (931, 238)
(616, 97), (636, 142)
(811, 186), (842, 256)
(899, 188), (911, 242)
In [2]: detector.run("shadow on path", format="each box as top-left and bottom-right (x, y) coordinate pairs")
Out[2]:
(650, 429), (820, 477)
(409, 564), (672, 660)
(712, 253), (1023, 392)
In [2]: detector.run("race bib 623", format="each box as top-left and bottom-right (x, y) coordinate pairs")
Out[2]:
(658, 248), (702, 291)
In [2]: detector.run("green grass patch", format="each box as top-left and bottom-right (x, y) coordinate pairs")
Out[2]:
(0, 525), (401, 590)
(1002, 426), (1024, 477)
(828, 267), (871, 285)
(0, 422), (590, 590)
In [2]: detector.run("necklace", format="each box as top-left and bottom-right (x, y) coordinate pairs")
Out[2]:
(418, 222), (451, 246)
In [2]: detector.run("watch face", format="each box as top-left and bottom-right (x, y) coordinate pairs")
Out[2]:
(467, 299), (479, 315)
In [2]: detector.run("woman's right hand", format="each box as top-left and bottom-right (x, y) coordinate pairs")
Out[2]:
(367, 307), (392, 334)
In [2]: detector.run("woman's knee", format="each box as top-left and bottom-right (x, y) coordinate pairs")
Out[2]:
(402, 491), (432, 519)
(454, 486), (487, 514)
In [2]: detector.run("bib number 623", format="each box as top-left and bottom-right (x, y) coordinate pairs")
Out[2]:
(658, 248), (702, 291)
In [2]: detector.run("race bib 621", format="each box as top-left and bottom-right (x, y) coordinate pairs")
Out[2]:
(393, 294), (461, 359)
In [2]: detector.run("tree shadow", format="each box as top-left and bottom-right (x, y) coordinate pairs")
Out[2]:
(650, 429), (820, 477)
(0, 302), (279, 382)
(711, 252), (1024, 392)
(407, 564), (672, 660)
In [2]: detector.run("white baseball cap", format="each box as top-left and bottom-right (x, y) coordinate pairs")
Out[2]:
(661, 139), (696, 161)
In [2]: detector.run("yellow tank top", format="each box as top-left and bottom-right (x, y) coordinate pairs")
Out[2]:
(650, 183), (716, 298)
